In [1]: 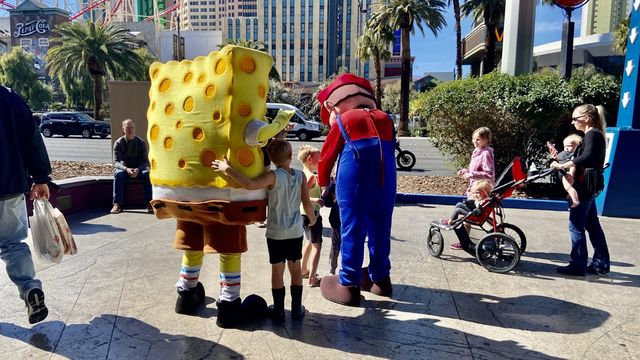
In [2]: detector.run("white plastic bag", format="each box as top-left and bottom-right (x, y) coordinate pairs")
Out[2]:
(29, 199), (64, 264)
(52, 207), (77, 255)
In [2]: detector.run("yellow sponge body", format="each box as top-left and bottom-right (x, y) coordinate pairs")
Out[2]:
(147, 45), (271, 188)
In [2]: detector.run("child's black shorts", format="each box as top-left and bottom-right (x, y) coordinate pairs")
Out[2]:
(302, 214), (323, 244)
(266, 236), (303, 264)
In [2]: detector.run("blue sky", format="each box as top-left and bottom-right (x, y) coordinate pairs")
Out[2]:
(410, 4), (583, 76)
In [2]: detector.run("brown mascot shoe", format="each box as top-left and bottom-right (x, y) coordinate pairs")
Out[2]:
(360, 267), (373, 292)
(319, 274), (362, 307)
(371, 276), (393, 297)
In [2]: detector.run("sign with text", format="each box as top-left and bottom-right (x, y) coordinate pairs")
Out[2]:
(13, 19), (50, 38)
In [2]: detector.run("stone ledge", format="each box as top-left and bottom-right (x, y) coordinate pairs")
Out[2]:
(42, 177), (567, 216)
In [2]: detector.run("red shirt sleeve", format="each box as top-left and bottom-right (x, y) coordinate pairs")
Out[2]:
(318, 124), (344, 187)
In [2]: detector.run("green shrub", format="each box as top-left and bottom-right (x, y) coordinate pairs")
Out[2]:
(411, 69), (620, 173)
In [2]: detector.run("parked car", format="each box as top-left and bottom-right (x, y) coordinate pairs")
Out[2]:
(265, 103), (323, 141)
(39, 112), (111, 138)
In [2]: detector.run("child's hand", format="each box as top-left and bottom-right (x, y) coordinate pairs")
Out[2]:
(457, 169), (467, 177)
(546, 141), (558, 159)
(308, 214), (317, 226)
(211, 157), (230, 173)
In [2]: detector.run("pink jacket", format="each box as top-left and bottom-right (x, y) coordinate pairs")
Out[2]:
(462, 146), (495, 195)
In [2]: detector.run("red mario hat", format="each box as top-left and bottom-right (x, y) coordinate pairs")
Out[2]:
(317, 73), (376, 125)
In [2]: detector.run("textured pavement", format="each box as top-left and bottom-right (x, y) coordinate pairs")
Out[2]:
(0, 203), (638, 359)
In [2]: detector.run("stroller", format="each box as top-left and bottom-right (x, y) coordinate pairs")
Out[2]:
(426, 157), (555, 273)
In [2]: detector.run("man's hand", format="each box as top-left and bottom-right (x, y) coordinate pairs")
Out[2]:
(30, 183), (50, 200)
(211, 157), (231, 173)
(127, 168), (139, 178)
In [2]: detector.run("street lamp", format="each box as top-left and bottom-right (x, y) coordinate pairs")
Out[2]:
(553, 0), (590, 79)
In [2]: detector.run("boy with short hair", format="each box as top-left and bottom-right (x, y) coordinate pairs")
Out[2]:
(212, 139), (316, 322)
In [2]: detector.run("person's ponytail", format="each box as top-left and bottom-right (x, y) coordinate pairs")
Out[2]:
(594, 105), (607, 138)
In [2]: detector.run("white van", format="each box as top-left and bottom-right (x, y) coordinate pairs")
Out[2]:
(265, 103), (324, 141)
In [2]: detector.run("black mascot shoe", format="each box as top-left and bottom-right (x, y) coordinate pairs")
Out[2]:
(175, 282), (205, 315)
(216, 295), (267, 328)
(241, 294), (268, 320)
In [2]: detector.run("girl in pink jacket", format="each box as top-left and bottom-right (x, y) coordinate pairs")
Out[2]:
(458, 127), (495, 194)
(452, 127), (495, 249)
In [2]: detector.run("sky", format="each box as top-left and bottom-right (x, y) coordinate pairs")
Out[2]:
(410, 4), (584, 77)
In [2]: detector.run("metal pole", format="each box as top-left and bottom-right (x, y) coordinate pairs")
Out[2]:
(177, 13), (181, 61)
(559, 9), (574, 79)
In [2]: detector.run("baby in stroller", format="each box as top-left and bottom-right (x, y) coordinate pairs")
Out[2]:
(439, 180), (493, 226)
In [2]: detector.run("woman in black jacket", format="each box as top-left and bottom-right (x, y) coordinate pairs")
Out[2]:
(551, 104), (609, 276)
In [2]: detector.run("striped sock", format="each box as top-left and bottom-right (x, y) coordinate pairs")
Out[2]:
(176, 250), (204, 291)
(219, 253), (241, 302)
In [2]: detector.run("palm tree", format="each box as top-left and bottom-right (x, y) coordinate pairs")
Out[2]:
(356, 23), (393, 106)
(370, 0), (447, 136)
(46, 20), (145, 120)
(217, 39), (281, 81)
(461, 0), (506, 75)
(449, 0), (463, 80)
(613, 18), (629, 55)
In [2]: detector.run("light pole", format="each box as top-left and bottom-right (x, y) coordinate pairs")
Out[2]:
(553, 0), (590, 79)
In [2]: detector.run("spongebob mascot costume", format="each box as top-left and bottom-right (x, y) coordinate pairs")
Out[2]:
(147, 45), (292, 328)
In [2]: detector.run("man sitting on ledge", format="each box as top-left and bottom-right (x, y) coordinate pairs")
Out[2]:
(111, 119), (152, 214)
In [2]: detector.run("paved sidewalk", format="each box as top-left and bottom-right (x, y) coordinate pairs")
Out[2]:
(1, 204), (638, 359)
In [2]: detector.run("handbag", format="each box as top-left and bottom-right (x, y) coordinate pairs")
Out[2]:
(29, 199), (64, 264)
(52, 207), (77, 255)
(583, 168), (604, 197)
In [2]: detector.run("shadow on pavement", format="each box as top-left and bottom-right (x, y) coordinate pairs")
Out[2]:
(265, 284), (598, 359)
(0, 314), (241, 359)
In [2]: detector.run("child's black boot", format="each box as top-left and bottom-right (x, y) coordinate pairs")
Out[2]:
(268, 287), (286, 323)
(290, 285), (306, 320)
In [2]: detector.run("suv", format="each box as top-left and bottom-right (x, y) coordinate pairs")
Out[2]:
(40, 112), (111, 138)
(265, 103), (323, 141)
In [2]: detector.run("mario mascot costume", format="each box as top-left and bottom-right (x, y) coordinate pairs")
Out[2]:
(146, 45), (292, 327)
(317, 73), (397, 306)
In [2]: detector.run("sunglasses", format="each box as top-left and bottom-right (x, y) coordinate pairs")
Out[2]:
(571, 115), (586, 122)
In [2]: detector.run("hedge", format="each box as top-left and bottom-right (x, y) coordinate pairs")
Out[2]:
(410, 67), (620, 174)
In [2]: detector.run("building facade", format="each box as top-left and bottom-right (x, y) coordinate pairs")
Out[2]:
(174, 0), (373, 84)
(9, 0), (69, 76)
(177, 0), (257, 31)
(581, 0), (630, 37)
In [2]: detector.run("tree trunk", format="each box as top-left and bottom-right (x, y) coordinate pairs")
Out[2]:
(483, 19), (497, 74)
(453, 0), (462, 80)
(373, 49), (382, 107)
(398, 25), (412, 137)
(93, 74), (103, 121)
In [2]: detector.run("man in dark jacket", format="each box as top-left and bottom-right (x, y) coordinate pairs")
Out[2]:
(0, 86), (51, 324)
(111, 119), (153, 214)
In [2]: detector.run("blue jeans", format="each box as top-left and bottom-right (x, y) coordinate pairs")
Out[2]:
(113, 169), (153, 205)
(0, 195), (42, 299)
(568, 197), (610, 271)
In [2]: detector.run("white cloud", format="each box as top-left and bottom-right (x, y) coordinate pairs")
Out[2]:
(536, 20), (564, 33)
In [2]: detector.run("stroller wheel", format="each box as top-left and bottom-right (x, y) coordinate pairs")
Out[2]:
(427, 226), (444, 257)
(476, 233), (520, 273)
(497, 223), (527, 255)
